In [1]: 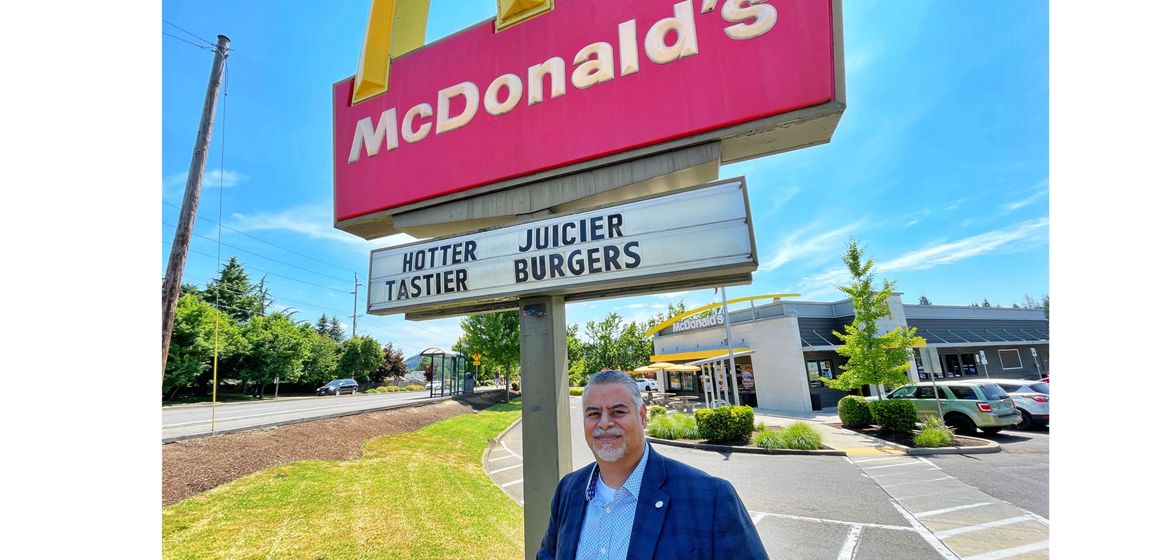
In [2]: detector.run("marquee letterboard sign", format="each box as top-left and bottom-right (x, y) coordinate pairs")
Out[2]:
(367, 179), (757, 317)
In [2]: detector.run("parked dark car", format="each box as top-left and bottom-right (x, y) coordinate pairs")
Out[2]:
(317, 378), (359, 396)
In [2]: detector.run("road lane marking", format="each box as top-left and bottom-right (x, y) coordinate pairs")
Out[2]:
(853, 456), (909, 464)
(162, 397), (429, 428)
(915, 502), (995, 518)
(501, 440), (522, 459)
(882, 476), (953, 489)
(887, 500), (961, 559)
(488, 463), (524, 475)
(748, 511), (915, 532)
(933, 516), (1032, 539)
(836, 525), (863, 560)
(869, 467), (941, 478)
(1015, 506), (1049, 526)
(500, 479), (524, 488)
(964, 539), (1049, 560)
(486, 453), (520, 462)
(750, 513), (766, 525)
(866, 461), (933, 470)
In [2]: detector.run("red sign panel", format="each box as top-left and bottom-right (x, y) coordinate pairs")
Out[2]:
(333, 0), (837, 224)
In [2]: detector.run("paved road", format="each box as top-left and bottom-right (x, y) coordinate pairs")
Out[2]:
(161, 387), (500, 441)
(928, 427), (1049, 518)
(486, 398), (1050, 559)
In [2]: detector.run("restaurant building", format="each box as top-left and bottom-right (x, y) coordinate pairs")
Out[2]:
(649, 294), (1050, 412)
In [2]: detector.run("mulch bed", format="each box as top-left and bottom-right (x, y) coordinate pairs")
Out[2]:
(825, 423), (986, 448)
(162, 394), (508, 506)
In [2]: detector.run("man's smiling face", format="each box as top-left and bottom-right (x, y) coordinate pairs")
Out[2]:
(583, 383), (648, 463)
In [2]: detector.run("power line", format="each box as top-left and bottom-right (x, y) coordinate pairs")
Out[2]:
(163, 32), (214, 51)
(161, 201), (361, 279)
(164, 240), (352, 295)
(162, 220), (353, 284)
(162, 19), (215, 47)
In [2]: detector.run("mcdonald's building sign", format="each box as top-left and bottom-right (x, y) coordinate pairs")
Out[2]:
(333, 0), (844, 238)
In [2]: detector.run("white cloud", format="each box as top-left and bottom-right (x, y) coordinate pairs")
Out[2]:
(1000, 186), (1048, 213)
(760, 219), (866, 272)
(229, 203), (416, 252)
(792, 218), (1049, 298)
(163, 169), (246, 196)
(879, 218), (1049, 273)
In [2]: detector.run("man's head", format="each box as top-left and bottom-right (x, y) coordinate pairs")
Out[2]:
(581, 370), (648, 463)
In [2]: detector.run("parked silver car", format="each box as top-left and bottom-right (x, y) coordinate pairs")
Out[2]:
(981, 378), (1049, 430)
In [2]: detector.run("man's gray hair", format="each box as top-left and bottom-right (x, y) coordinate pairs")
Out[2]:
(581, 369), (643, 407)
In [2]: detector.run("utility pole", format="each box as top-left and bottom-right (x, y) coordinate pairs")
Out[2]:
(162, 35), (231, 381)
(350, 273), (363, 339)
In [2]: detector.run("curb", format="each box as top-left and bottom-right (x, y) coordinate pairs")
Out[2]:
(836, 434), (1000, 456)
(646, 436), (846, 456)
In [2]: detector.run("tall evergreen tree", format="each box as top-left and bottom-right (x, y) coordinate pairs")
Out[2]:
(204, 257), (263, 323)
(327, 316), (347, 342)
(918, 295), (932, 305)
(315, 313), (331, 335)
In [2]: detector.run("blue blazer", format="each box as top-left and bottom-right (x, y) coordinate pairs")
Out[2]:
(537, 445), (768, 559)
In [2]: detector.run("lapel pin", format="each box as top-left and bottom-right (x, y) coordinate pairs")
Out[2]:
(655, 501), (664, 509)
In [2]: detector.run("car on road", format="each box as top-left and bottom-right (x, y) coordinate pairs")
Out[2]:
(317, 378), (359, 396)
(880, 381), (1021, 436)
(635, 378), (659, 392)
(981, 378), (1050, 430)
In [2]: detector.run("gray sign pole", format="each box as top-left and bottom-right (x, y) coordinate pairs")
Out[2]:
(519, 295), (572, 559)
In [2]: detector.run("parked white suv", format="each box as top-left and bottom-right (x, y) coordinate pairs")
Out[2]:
(635, 378), (659, 392)
(982, 378), (1049, 430)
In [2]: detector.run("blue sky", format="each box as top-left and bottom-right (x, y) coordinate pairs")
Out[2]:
(162, 0), (1049, 357)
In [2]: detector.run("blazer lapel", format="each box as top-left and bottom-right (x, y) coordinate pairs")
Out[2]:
(626, 447), (669, 560)
(558, 466), (591, 557)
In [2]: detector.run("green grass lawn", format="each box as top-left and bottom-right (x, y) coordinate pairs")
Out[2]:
(162, 400), (524, 559)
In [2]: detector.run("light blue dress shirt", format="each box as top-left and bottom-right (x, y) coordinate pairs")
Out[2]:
(575, 446), (650, 560)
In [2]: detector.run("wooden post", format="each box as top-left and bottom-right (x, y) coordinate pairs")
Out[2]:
(161, 35), (231, 381)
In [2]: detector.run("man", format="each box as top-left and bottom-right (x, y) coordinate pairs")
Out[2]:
(538, 370), (767, 559)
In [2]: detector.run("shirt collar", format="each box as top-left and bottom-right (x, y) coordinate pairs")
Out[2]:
(586, 444), (650, 502)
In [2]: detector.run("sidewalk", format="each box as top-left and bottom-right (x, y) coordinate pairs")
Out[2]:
(753, 406), (910, 456)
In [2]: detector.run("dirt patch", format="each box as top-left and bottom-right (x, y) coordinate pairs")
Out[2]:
(163, 395), (508, 506)
(825, 423), (986, 448)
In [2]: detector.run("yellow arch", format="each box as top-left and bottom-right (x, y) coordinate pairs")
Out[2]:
(644, 294), (801, 338)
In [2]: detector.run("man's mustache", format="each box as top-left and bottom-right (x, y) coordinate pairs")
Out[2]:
(591, 427), (623, 438)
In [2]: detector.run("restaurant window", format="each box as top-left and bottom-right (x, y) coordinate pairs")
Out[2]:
(998, 349), (1023, 370)
(912, 349), (928, 381)
(805, 359), (834, 388)
(943, 353), (978, 377)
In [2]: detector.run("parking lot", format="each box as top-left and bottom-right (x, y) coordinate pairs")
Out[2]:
(486, 398), (1048, 559)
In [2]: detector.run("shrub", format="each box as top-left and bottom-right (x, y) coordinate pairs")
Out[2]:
(837, 395), (873, 428)
(403, 384), (424, 391)
(569, 387), (583, 396)
(752, 429), (783, 450)
(869, 399), (918, 434)
(913, 417), (955, 447)
(511, 382), (520, 391)
(646, 413), (699, 440)
(649, 405), (667, 419)
(695, 405), (754, 444)
(778, 422), (822, 450)
(755, 421), (767, 432)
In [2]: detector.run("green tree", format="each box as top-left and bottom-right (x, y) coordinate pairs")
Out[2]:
(163, 295), (243, 399)
(618, 320), (653, 370)
(204, 257), (264, 323)
(581, 313), (623, 373)
(338, 335), (384, 383)
(453, 311), (520, 377)
(824, 240), (925, 399)
(314, 313), (331, 335)
(378, 341), (408, 383)
(566, 324), (589, 386)
(301, 330), (341, 387)
(918, 295), (931, 305)
(236, 312), (312, 396)
(981, 298), (992, 308)
(328, 316), (347, 342)
(1041, 293), (1049, 319)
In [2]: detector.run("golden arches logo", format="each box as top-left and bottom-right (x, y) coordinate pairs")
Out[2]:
(352, 0), (554, 105)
